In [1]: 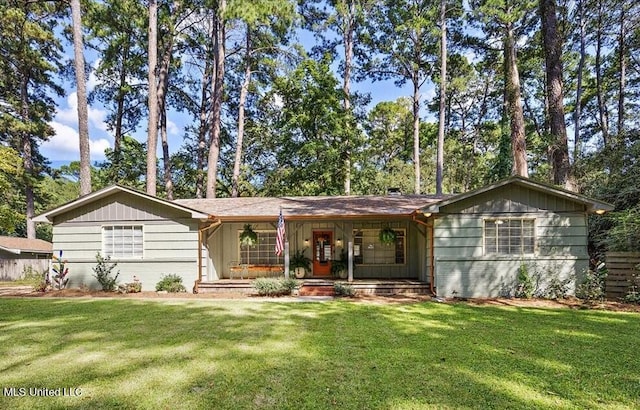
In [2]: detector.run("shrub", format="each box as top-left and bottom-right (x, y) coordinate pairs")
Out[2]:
(93, 253), (120, 291)
(252, 278), (298, 296)
(280, 278), (300, 293)
(576, 263), (607, 302)
(22, 267), (48, 292)
(544, 275), (574, 300)
(515, 263), (534, 299)
(118, 276), (142, 294)
(623, 273), (640, 304)
(334, 282), (355, 297)
(156, 274), (186, 293)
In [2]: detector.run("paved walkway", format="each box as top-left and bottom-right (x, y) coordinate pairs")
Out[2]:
(0, 286), (34, 296)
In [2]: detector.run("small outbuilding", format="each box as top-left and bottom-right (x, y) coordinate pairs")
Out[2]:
(0, 236), (53, 281)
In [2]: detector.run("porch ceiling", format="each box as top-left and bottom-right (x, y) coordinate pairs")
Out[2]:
(175, 195), (446, 220)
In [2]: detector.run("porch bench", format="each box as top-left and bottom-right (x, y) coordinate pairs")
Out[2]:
(228, 264), (283, 279)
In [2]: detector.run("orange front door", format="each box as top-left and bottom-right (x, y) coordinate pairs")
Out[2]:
(312, 231), (333, 276)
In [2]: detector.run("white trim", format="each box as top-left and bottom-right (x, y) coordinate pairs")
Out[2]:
(101, 224), (144, 260)
(423, 176), (614, 214)
(483, 217), (536, 256)
(34, 185), (210, 223)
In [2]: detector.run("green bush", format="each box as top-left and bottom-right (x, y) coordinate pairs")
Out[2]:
(576, 263), (607, 302)
(155, 274), (186, 293)
(22, 267), (48, 292)
(515, 263), (534, 299)
(544, 275), (573, 300)
(334, 282), (355, 297)
(252, 278), (299, 296)
(118, 276), (142, 294)
(93, 253), (120, 292)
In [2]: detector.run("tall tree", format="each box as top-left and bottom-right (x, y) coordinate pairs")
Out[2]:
(70, 0), (92, 195)
(85, 0), (148, 159)
(540, 0), (570, 187)
(436, 0), (447, 196)
(471, 0), (535, 178)
(206, 0), (226, 198)
(364, 0), (438, 194)
(301, 0), (370, 195)
(147, 0), (159, 195)
(573, 0), (586, 161)
(0, 1), (63, 239)
(228, 0), (295, 197)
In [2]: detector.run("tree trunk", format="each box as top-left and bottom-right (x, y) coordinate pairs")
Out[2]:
(342, 0), (355, 196)
(196, 58), (211, 199)
(412, 78), (421, 194)
(574, 0), (585, 162)
(114, 49), (129, 156)
(617, 5), (626, 138)
(146, 0), (159, 195)
(436, 0), (446, 196)
(504, 21), (528, 178)
(206, 0), (226, 199)
(595, 0), (609, 146)
(20, 76), (35, 239)
(71, 0), (91, 195)
(540, 0), (571, 188)
(231, 27), (251, 198)
(157, 7), (176, 200)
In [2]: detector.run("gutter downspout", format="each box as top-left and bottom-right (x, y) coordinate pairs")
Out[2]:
(413, 214), (436, 296)
(194, 219), (222, 293)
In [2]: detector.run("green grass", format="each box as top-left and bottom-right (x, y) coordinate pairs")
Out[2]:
(0, 299), (638, 409)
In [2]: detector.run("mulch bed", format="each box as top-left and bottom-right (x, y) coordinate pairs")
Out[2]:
(1, 286), (639, 311)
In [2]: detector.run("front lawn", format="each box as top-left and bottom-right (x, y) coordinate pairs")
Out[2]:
(0, 298), (638, 409)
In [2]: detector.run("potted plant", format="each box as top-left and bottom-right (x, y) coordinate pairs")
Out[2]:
(239, 224), (258, 247)
(331, 249), (350, 279)
(290, 248), (311, 279)
(379, 226), (397, 245)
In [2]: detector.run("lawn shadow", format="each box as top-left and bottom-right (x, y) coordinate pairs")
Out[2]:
(0, 299), (638, 409)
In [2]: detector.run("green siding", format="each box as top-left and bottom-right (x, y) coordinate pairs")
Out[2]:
(433, 212), (589, 298)
(51, 191), (202, 291)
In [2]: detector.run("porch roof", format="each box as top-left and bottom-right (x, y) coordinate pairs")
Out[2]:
(175, 195), (446, 221)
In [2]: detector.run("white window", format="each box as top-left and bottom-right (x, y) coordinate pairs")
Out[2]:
(353, 229), (405, 265)
(102, 226), (143, 258)
(239, 231), (282, 265)
(484, 219), (535, 255)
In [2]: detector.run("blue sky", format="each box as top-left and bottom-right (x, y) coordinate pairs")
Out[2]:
(40, 29), (434, 164)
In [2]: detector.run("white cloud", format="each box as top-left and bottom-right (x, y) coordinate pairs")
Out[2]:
(42, 121), (111, 161)
(56, 92), (109, 132)
(167, 119), (180, 136)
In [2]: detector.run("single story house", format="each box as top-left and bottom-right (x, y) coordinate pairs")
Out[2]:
(34, 176), (613, 297)
(0, 236), (53, 280)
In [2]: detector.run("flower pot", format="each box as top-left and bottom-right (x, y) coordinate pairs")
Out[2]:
(294, 267), (306, 279)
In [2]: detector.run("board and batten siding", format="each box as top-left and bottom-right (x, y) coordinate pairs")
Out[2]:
(52, 192), (202, 291)
(433, 185), (590, 298)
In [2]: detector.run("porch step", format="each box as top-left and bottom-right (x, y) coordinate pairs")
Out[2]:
(298, 284), (335, 297)
(197, 280), (254, 294)
(349, 280), (431, 295)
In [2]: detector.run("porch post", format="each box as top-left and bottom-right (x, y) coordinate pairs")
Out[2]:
(284, 241), (290, 279)
(347, 241), (353, 282)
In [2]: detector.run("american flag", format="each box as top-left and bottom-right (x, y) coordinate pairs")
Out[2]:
(275, 209), (285, 256)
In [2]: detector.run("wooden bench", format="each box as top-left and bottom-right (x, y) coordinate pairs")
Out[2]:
(228, 264), (283, 279)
